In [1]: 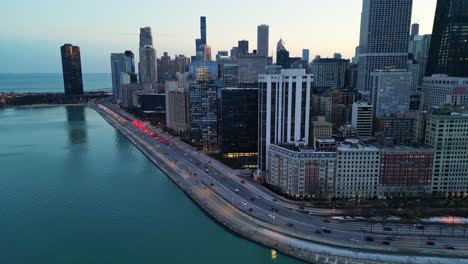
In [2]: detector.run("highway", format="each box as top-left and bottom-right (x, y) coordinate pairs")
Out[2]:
(94, 99), (468, 258)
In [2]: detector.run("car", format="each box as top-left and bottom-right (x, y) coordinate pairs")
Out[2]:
(271, 208), (279, 213)
(194, 173), (197, 176)
(273, 199), (278, 202)
(364, 236), (374, 242)
(255, 195), (261, 199)
(322, 218), (331, 223)
(380, 241), (391, 245)
(241, 201), (247, 206)
(287, 223), (294, 227)
(229, 196), (234, 200)
(210, 183), (214, 186)
(208, 161), (211, 163)
(425, 241), (435, 246)
(248, 208), (254, 213)
(250, 198), (255, 202)
(268, 214), (276, 219)
(383, 227), (393, 231)
(444, 245), (455, 250)
(414, 224), (425, 230)
(315, 230), (322, 235)
(234, 189), (240, 193)
(321, 227), (331, 233)
(308, 211), (313, 215)
(241, 180), (245, 184)
(299, 206), (305, 210)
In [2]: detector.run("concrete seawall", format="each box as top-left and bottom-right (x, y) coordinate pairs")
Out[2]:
(89, 102), (468, 264)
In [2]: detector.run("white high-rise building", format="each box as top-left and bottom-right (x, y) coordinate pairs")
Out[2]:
(425, 107), (468, 196)
(352, 102), (374, 137)
(139, 46), (158, 85)
(422, 74), (468, 111)
(357, 0), (413, 98)
(370, 68), (412, 117)
(258, 69), (314, 174)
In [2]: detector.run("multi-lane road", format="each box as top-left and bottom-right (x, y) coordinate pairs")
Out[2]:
(94, 99), (468, 257)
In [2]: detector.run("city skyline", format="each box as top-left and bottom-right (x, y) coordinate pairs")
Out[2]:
(2, 0), (436, 73)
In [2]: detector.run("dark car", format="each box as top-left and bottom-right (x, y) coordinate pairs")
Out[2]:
(248, 208), (254, 213)
(287, 223), (294, 227)
(425, 241), (435, 246)
(322, 218), (331, 223)
(241, 180), (245, 184)
(315, 230), (322, 235)
(383, 227), (393, 231)
(380, 241), (391, 245)
(414, 224), (425, 230)
(444, 245), (455, 250)
(299, 206), (305, 210)
(364, 236), (374, 242)
(210, 183), (214, 186)
(321, 227), (331, 233)
(250, 198), (255, 202)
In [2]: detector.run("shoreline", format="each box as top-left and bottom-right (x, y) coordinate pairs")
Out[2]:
(88, 102), (468, 264)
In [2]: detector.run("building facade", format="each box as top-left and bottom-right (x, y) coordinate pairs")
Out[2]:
(370, 68), (412, 117)
(111, 53), (129, 103)
(257, 24), (269, 57)
(139, 46), (158, 85)
(379, 146), (434, 197)
(422, 74), (468, 111)
(335, 142), (380, 198)
(165, 73), (193, 134)
(374, 112), (417, 145)
(189, 80), (218, 150)
(258, 69), (314, 174)
(268, 144), (336, 198)
(238, 54), (267, 85)
(357, 0), (413, 97)
(425, 0), (468, 77)
(352, 102), (374, 136)
(60, 44), (83, 95)
(425, 107), (468, 196)
(309, 56), (349, 93)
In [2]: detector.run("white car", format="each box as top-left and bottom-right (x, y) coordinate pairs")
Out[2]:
(242, 201), (247, 206)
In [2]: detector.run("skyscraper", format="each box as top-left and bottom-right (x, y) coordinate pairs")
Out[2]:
(111, 53), (130, 103)
(257, 24), (269, 57)
(276, 39), (290, 69)
(124, 50), (138, 83)
(139, 46), (158, 85)
(60, 44), (83, 95)
(139, 27), (153, 49)
(357, 0), (413, 98)
(238, 40), (249, 55)
(426, 0), (468, 77)
(302, 49), (310, 64)
(258, 69), (314, 174)
(200, 16), (207, 46)
(370, 68), (411, 117)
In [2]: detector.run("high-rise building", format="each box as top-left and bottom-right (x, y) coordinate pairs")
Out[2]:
(219, 87), (258, 167)
(201, 44), (212, 61)
(139, 46), (158, 85)
(276, 39), (290, 69)
(309, 55), (349, 93)
(357, 0), (413, 98)
(426, 0), (468, 77)
(200, 16), (207, 46)
(174, 55), (190, 73)
(238, 40), (249, 55)
(312, 94), (333, 122)
(188, 60), (219, 80)
(219, 58), (239, 88)
(189, 79), (218, 150)
(311, 116), (333, 146)
(111, 53), (130, 103)
(257, 24), (269, 57)
(124, 50), (138, 83)
(421, 74), (468, 110)
(238, 54), (267, 85)
(258, 69), (314, 174)
(121, 83), (143, 109)
(302, 49), (310, 64)
(425, 106), (468, 195)
(166, 72), (193, 134)
(139, 27), (153, 48)
(216, 50), (229, 60)
(60, 44), (83, 95)
(352, 102), (373, 136)
(370, 68), (412, 117)
(157, 52), (175, 83)
(230, 47), (239, 58)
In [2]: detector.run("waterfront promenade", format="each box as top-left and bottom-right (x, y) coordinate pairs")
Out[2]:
(89, 99), (468, 264)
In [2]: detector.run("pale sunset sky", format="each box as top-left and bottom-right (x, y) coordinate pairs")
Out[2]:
(1, 0), (437, 73)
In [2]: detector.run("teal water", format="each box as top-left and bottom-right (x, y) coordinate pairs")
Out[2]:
(0, 106), (302, 264)
(0, 73), (111, 93)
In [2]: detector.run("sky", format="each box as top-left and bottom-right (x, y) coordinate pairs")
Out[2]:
(1, 0), (437, 73)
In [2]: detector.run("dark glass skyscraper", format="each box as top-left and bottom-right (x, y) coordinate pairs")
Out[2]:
(60, 44), (83, 95)
(238, 40), (249, 55)
(200, 16), (207, 45)
(426, 0), (468, 77)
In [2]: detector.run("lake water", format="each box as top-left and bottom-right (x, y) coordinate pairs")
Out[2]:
(0, 105), (302, 264)
(0, 73), (111, 93)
